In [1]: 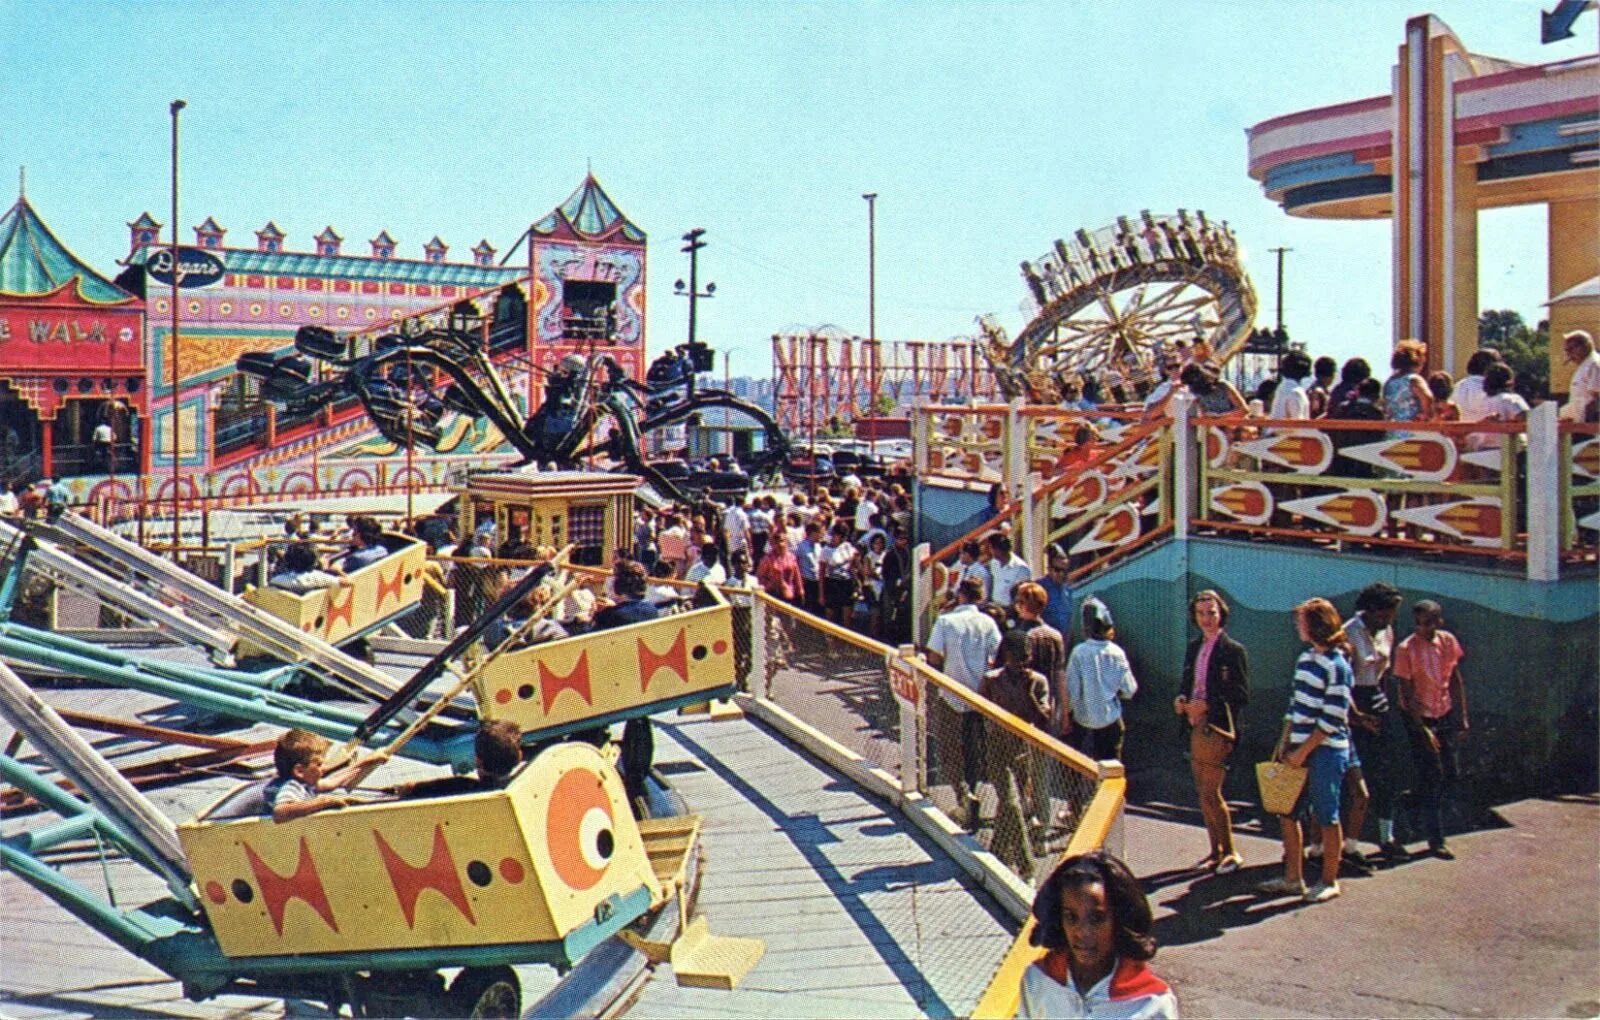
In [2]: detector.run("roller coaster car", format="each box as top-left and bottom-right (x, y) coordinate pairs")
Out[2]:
(295, 324), (349, 362)
(242, 532), (428, 651)
(178, 742), (663, 966)
(475, 584), (738, 736)
(237, 352), (316, 402)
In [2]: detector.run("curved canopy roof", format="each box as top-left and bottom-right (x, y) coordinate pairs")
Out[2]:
(0, 196), (135, 305)
(532, 174), (645, 244)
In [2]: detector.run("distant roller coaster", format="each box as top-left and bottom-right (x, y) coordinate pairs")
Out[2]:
(982, 210), (1257, 401)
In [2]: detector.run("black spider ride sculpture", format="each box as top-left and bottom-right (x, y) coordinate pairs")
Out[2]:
(237, 326), (790, 504)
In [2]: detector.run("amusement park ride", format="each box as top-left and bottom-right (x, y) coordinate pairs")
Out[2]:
(236, 307), (790, 503)
(981, 210), (1257, 401)
(0, 506), (744, 1015)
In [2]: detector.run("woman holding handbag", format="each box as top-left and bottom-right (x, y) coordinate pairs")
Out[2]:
(1175, 590), (1250, 875)
(1258, 597), (1357, 904)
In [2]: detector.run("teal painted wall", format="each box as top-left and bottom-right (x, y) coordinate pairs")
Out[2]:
(1073, 538), (1598, 814)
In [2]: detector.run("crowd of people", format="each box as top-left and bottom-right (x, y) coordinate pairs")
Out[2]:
(1135, 328), (1600, 433)
(623, 480), (919, 644)
(923, 518), (1473, 900)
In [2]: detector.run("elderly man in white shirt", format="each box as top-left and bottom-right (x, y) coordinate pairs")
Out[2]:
(924, 574), (1001, 823)
(1562, 330), (1600, 423)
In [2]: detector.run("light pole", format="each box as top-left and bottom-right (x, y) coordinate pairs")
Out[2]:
(1268, 246), (1292, 332)
(863, 193), (877, 344)
(169, 99), (186, 559)
(863, 192), (878, 445)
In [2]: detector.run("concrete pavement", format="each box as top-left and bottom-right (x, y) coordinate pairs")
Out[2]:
(1120, 794), (1600, 1018)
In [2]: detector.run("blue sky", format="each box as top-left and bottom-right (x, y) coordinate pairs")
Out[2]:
(3, 1), (1592, 379)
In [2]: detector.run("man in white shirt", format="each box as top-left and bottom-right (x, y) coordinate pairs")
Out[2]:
(854, 492), (879, 537)
(985, 532), (1033, 611)
(684, 543), (727, 586)
(1562, 330), (1600, 423)
(924, 575), (1001, 820)
(721, 498), (750, 558)
(1269, 350), (1313, 420)
(1453, 349), (1498, 422)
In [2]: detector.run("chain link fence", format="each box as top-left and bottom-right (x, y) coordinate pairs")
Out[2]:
(750, 593), (1110, 891)
(921, 678), (1103, 886)
(759, 596), (903, 777)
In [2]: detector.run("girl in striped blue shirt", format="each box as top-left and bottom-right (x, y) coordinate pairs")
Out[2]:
(1258, 597), (1357, 904)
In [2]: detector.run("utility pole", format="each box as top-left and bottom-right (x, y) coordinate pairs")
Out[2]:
(169, 99), (186, 561)
(1268, 246), (1292, 331)
(674, 228), (714, 392)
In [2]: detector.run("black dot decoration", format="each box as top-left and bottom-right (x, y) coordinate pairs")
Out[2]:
(466, 860), (492, 887)
(596, 829), (615, 861)
(517, 684), (535, 700)
(231, 879), (254, 903)
(691, 645), (708, 661)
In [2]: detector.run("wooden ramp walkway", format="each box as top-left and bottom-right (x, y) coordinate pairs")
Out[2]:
(625, 714), (1017, 1019)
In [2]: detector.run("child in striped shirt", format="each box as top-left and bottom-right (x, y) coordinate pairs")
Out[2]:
(1258, 597), (1357, 904)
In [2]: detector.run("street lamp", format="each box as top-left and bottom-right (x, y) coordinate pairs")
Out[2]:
(169, 99), (185, 560)
(863, 193), (878, 445)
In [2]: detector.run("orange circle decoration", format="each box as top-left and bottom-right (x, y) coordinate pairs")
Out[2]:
(499, 857), (525, 884)
(546, 769), (614, 891)
(336, 306), (350, 319)
(218, 301), (233, 315)
(365, 308), (377, 320)
(250, 303), (264, 317)
(308, 305), (322, 318)
(205, 880), (226, 904)
(278, 303), (293, 317)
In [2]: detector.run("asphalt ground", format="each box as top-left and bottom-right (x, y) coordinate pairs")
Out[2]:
(1121, 792), (1600, 1019)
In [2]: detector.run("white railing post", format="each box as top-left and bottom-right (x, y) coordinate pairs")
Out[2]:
(911, 541), (932, 647)
(1170, 392), (1195, 541)
(750, 593), (770, 698)
(1527, 401), (1559, 582)
(1006, 397), (1027, 503)
(1022, 470), (1044, 569)
(891, 645), (927, 795)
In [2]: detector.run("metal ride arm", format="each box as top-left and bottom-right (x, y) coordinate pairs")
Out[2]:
(43, 512), (403, 702)
(352, 559), (555, 743)
(353, 341), (538, 461)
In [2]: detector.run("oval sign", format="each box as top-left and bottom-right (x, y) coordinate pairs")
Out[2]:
(146, 246), (226, 289)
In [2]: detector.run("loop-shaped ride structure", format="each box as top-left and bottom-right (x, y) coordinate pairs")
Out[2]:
(984, 210), (1257, 400)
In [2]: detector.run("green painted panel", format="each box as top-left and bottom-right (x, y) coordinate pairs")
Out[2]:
(1070, 537), (1597, 809)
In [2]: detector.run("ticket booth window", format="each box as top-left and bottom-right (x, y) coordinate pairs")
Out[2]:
(568, 504), (606, 565)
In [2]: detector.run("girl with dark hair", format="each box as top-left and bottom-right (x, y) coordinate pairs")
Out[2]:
(1326, 357), (1372, 417)
(1179, 362), (1248, 417)
(1258, 597), (1356, 904)
(1021, 851), (1177, 1018)
(1176, 590), (1250, 874)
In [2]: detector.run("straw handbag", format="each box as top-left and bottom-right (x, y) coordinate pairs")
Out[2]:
(1255, 729), (1308, 816)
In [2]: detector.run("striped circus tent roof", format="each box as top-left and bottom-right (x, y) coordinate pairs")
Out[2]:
(0, 195), (136, 305)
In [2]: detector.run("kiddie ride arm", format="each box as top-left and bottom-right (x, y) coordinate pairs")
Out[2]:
(0, 651), (672, 1015)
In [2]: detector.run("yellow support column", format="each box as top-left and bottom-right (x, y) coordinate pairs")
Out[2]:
(1549, 198), (1600, 396)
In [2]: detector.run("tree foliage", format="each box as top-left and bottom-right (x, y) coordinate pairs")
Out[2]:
(1477, 309), (1549, 401)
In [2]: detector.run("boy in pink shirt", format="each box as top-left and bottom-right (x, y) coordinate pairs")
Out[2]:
(1392, 599), (1469, 860)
